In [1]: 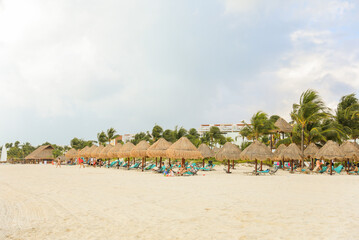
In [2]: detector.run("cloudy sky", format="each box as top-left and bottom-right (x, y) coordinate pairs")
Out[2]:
(1, 0), (359, 145)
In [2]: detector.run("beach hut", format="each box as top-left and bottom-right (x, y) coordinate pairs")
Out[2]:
(353, 141), (359, 150)
(316, 140), (345, 175)
(278, 143), (303, 172)
(76, 146), (89, 158)
(84, 145), (97, 159)
(340, 141), (359, 171)
(240, 141), (273, 173)
(273, 144), (287, 163)
(146, 138), (172, 167)
(99, 144), (113, 159)
(215, 142), (241, 173)
(119, 142), (135, 169)
(131, 140), (150, 171)
(198, 143), (215, 168)
(92, 145), (104, 158)
(304, 143), (319, 170)
(269, 118), (293, 149)
(25, 145), (54, 164)
(166, 137), (202, 168)
(65, 148), (78, 161)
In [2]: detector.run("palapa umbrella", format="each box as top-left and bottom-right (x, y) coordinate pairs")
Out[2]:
(77, 146), (89, 158)
(65, 148), (78, 160)
(131, 140), (150, 171)
(84, 145), (97, 158)
(278, 143), (303, 172)
(273, 117), (293, 133)
(106, 143), (122, 168)
(353, 141), (359, 150)
(146, 138), (172, 167)
(198, 143), (215, 168)
(316, 140), (345, 175)
(92, 145), (104, 158)
(340, 141), (359, 172)
(273, 144), (287, 168)
(304, 143), (319, 170)
(119, 142), (135, 169)
(239, 141), (273, 173)
(213, 146), (221, 154)
(99, 144), (113, 159)
(166, 137), (202, 167)
(215, 142), (241, 173)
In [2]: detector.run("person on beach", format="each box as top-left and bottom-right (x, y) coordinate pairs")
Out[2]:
(78, 157), (84, 168)
(313, 159), (322, 172)
(56, 158), (61, 168)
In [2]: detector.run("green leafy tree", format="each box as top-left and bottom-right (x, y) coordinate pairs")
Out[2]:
(97, 131), (107, 146)
(163, 129), (176, 143)
(105, 127), (119, 144)
(187, 128), (200, 146)
(152, 125), (163, 141)
(131, 132), (151, 145)
(241, 111), (273, 140)
(70, 138), (94, 150)
(291, 89), (331, 154)
(336, 93), (359, 141)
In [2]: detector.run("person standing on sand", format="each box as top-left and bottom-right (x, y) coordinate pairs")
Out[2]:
(56, 158), (61, 168)
(79, 157), (85, 168)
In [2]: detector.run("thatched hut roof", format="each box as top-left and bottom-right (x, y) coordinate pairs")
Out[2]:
(240, 141), (273, 161)
(99, 144), (113, 158)
(340, 141), (359, 160)
(304, 143), (319, 158)
(198, 144), (215, 159)
(77, 146), (89, 157)
(118, 142), (135, 158)
(271, 118), (293, 133)
(166, 137), (203, 159)
(315, 140), (345, 161)
(131, 140), (150, 158)
(65, 148), (77, 159)
(107, 144), (122, 158)
(353, 141), (359, 150)
(274, 144), (287, 157)
(278, 143), (303, 160)
(215, 142), (241, 161)
(213, 147), (221, 154)
(25, 145), (54, 160)
(146, 138), (172, 158)
(93, 145), (105, 158)
(84, 145), (97, 158)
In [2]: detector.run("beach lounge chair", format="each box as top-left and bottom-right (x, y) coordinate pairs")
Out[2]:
(318, 166), (328, 173)
(122, 162), (128, 168)
(109, 160), (119, 167)
(144, 164), (156, 170)
(334, 165), (343, 174)
(129, 162), (141, 169)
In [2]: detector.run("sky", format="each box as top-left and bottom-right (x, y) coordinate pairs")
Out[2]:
(0, 0), (359, 146)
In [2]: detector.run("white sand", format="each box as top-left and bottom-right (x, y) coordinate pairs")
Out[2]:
(0, 164), (358, 240)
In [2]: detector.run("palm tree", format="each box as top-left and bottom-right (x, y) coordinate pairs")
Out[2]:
(105, 127), (120, 145)
(97, 131), (107, 146)
(241, 111), (273, 140)
(290, 89), (331, 154)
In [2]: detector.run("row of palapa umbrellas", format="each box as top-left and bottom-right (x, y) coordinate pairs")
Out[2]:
(65, 136), (359, 175)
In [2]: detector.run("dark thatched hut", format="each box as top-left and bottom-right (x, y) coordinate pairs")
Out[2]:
(25, 145), (54, 163)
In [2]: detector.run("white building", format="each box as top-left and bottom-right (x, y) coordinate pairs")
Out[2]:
(198, 123), (248, 146)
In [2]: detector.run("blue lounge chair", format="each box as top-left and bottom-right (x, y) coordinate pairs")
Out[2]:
(318, 166), (328, 173)
(334, 165), (343, 174)
(109, 160), (119, 167)
(129, 162), (140, 169)
(144, 164), (156, 170)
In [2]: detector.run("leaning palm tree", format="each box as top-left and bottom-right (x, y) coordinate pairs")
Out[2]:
(241, 111), (273, 140)
(97, 131), (107, 146)
(291, 89), (331, 155)
(106, 127), (120, 145)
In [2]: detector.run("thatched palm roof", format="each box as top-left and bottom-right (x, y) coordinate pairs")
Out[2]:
(25, 145), (54, 160)
(146, 138), (172, 158)
(92, 145), (104, 158)
(166, 137), (203, 159)
(272, 118), (293, 133)
(83, 145), (97, 158)
(131, 140), (150, 158)
(278, 143), (303, 160)
(215, 142), (241, 161)
(65, 148), (77, 159)
(107, 144), (122, 158)
(315, 140), (345, 161)
(240, 141), (273, 161)
(212, 146), (221, 154)
(353, 141), (359, 150)
(274, 144), (287, 157)
(198, 144), (215, 159)
(99, 144), (113, 158)
(304, 143), (319, 158)
(119, 142), (135, 158)
(77, 146), (89, 157)
(340, 141), (359, 160)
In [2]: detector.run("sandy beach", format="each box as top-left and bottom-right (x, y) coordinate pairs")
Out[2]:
(1, 164), (358, 240)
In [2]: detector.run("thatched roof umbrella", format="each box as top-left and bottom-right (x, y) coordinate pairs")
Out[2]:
(84, 145), (97, 158)
(273, 144), (287, 160)
(213, 146), (221, 154)
(316, 140), (345, 175)
(99, 144), (113, 159)
(340, 141), (359, 161)
(106, 143), (122, 168)
(65, 148), (78, 160)
(146, 138), (172, 167)
(240, 141), (273, 173)
(119, 142), (135, 169)
(353, 141), (359, 150)
(278, 143), (303, 172)
(198, 144), (215, 168)
(166, 137), (202, 167)
(77, 146), (89, 158)
(273, 118), (293, 133)
(131, 140), (150, 171)
(92, 145), (104, 158)
(304, 143), (319, 158)
(215, 142), (241, 173)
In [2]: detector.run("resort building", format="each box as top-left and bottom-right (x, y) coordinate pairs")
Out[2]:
(198, 123), (248, 146)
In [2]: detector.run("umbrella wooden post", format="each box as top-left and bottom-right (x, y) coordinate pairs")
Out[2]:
(169, 159), (171, 166)
(227, 160), (231, 173)
(311, 158), (314, 170)
(117, 159), (120, 169)
(255, 160), (257, 173)
(330, 161), (333, 175)
(232, 160), (235, 169)
(128, 158), (130, 169)
(142, 158), (144, 171)
(155, 157), (157, 167)
(181, 158), (185, 167)
(203, 159), (205, 168)
(290, 160), (293, 173)
(282, 160), (284, 169)
(159, 157), (162, 167)
(260, 161), (263, 171)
